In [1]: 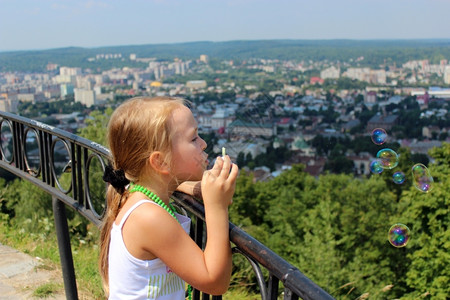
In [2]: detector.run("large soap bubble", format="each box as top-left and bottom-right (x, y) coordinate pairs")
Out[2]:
(392, 171), (406, 184)
(388, 223), (410, 247)
(376, 148), (399, 169)
(411, 163), (433, 192)
(370, 159), (383, 174)
(371, 128), (387, 145)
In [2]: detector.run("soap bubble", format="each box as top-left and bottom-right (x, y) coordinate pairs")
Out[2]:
(376, 148), (399, 169)
(411, 163), (433, 193)
(371, 128), (387, 145)
(388, 223), (410, 247)
(370, 159), (383, 174)
(392, 171), (406, 184)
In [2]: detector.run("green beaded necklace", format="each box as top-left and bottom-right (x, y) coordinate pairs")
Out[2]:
(128, 183), (192, 300)
(128, 183), (179, 223)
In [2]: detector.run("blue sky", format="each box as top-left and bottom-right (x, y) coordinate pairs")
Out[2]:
(1, 0), (450, 51)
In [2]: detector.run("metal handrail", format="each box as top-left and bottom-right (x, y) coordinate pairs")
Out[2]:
(0, 111), (334, 300)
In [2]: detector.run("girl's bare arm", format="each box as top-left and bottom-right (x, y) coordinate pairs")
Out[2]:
(176, 180), (202, 199)
(132, 156), (238, 295)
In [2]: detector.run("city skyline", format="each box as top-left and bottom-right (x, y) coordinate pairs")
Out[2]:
(1, 0), (450, 52)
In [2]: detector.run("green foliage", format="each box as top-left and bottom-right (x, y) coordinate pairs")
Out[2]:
(75, 109), (111, 219)
(77, 108), (113, 146)
(19, 98), (86, 118)
(396, 143), (450, 299)
(0, 108), (448, 299)
(323, 77), (368, 90)
(1, 179), (52, 230)
(33, 282), (62, 298)
(238, 145), (291, 172)
(230, 143), (450, 299)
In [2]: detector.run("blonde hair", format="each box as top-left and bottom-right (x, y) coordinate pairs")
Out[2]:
(99, 96), (187, 296)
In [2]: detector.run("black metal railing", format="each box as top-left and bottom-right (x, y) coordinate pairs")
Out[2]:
(0, 111), (334, 300)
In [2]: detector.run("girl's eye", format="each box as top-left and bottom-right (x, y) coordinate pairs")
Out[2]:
(192, 137), (198, 142)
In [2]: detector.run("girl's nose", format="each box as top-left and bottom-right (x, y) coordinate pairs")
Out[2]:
(201, 138), (207, 151)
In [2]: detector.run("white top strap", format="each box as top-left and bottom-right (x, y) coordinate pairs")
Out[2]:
(116, 199), (153, 228)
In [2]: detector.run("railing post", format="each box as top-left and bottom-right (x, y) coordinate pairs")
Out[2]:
(52, 196), (78, 300)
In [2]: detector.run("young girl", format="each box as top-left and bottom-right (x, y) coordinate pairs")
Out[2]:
(99, 96), (238, 299)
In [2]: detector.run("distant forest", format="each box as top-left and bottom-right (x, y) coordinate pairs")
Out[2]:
(1, 39), (450, 73)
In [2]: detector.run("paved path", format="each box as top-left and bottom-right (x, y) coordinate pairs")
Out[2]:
(0, 242), (65, 299)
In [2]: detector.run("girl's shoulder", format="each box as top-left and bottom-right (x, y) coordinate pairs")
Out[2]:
(121, 198), (180, 234)
(119, 198), (183, 260)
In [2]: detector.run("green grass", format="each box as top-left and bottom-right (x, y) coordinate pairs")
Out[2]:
(0, 214), (104, 299)
(223, 288), (261, 300)
(0, 213), (261, 300)
(33, 282), (63, 298)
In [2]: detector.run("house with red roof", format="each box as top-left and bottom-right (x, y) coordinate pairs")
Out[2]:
(310, 77), (324, 85)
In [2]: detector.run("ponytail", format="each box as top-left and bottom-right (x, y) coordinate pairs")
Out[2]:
(99, 185), (127, 296)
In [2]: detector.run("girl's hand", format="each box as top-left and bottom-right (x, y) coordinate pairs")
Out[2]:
(201, 155), (238, 208)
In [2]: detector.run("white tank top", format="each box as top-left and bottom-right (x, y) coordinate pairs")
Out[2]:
(108, 199), (191, 300)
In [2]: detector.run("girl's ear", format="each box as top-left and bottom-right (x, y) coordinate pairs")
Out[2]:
(148, 151), (170, 175)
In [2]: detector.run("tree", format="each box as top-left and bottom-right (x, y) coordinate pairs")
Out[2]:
(398, 143), (450, 299)
(1, 179), (54, 233)
(77, 108), (113, 145)
(324, 156), (354, 174)
(236, 152), (246, 168)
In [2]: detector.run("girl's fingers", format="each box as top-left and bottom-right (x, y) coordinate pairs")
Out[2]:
(204, 155), (238, 186)
(209, 156), (223, 177)
(229, 163), (239, 180)
(219, 155), (231, 178)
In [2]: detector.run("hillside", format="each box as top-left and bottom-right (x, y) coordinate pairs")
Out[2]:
(1, 39), (450, 72)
